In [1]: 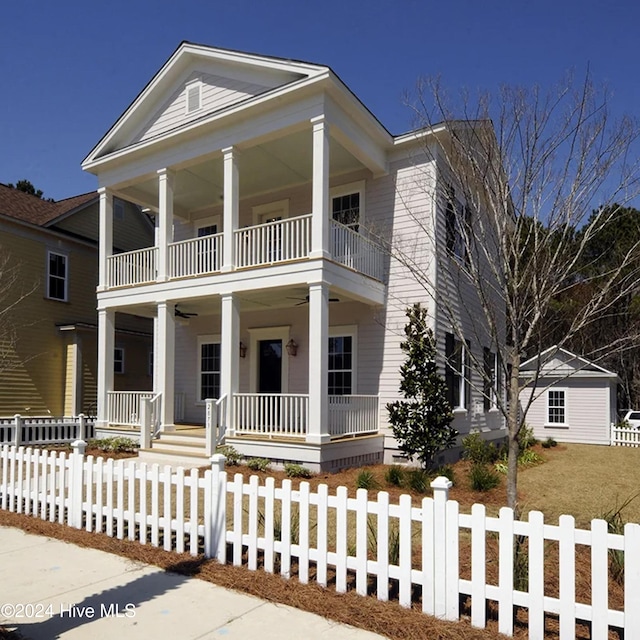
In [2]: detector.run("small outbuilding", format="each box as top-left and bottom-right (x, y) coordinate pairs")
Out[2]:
(519, 346), (618, 445)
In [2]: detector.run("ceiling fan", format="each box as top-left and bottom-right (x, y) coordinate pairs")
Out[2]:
(288, 294), (340, 306)
(175, 305), (198, 319)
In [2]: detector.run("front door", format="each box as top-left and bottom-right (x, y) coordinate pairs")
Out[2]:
(258, 339), (282, 393)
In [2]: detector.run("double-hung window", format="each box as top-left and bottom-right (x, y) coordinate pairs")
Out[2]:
(446, 333), (470, 410)
(328, 335), (353, 395)
(547, 389), (567, 425)
(483, 347), (500, 411)
(114, 347), (125, 374)
(198, 337), (221, 402)
(444, 184), (471, 263)
(331, 182), (364, 232)
(47, 251), (68, 301)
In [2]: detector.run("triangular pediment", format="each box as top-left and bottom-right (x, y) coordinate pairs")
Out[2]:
(521, 346), (617, 378)
(84, 42), (328, 165)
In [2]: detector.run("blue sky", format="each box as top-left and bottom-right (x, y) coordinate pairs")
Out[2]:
(1, 0), (639, 201)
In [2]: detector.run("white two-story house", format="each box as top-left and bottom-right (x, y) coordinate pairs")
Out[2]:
(82, 42), (506, 470)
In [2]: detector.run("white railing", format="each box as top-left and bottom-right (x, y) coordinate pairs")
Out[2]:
(107, 391), (155, 426)
(328, 395), (379, 437)
(233, 393), (308, 437)
(140, 394), (162, 449)
(611, 423), (640, 446)
(169, 233), (223, 278)
(234, 214), (312, 268)
(0, 415), (94, 446)
(330, 221), (385, 282)
(3, 446), (640, 639)
(107, 247), (157, 287)
(205, 396), (227, 456)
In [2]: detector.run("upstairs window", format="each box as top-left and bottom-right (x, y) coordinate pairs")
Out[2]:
(47, 251), (68, 301)
(186, 81), (202, 114)
(483, 347), (500, 411)
(114, 198), (125, 221)
(114, 347), (125, 374)
(331, 182), (364, 232)
(445, 184), (471, 263)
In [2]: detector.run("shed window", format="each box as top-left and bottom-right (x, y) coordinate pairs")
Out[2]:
(547, 389), (567, 424)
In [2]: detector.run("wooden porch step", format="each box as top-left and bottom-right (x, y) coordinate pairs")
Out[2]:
(136, 447), (210, 469)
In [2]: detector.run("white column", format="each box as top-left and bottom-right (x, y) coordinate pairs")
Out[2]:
(157, 168), (174, 281)
(97, 309), (115, 428)
(222, 147), (239, 272)
(307, 282), (330, 443)
(98, 188), (113, 290)
(310, 116), (330, 259)
(220, 293), (239, 436)
(156, 301), (175, 431)
(71, 334), (82, 416)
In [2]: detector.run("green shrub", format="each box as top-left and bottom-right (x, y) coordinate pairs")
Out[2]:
(407, 468), (429, 494)
(215, 445), (242, 466)
(88, 437), (139, 453)
(384, 465), (405, 487)
(469, 463), (500, 491)
(356, 469), (379, 490)
(283, 463), (312, 478)
(462, 432), (499, 464)
(518, 448), (543, 467)
(541, 437), (557, 448)
(432, 465), (455, 485)
(517, 424), (537, 450)
(246, 457), (270, 472)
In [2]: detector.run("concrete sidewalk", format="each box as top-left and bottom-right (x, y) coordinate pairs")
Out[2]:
(0, 527), (387, 640)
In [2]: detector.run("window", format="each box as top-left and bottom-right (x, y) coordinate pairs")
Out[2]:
(445, 333), (470, 410)
(114, 348), (125, 374)
(186, 80), (202, 114)
(198, 338), (220, 401)
(47, 251), (68, 301)
(483, 348), (500, 411)
(547, 389), (567, 425)
(331, 182), (364, 232)
(445, 184), (471, 263)
(328, 335), (353, 395)
(114, 198), (125, 221)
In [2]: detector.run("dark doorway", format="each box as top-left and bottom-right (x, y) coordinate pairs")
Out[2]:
(258, 339), (282, 393)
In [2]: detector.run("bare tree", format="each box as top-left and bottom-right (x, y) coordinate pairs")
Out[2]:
(390, 74), (640, 509)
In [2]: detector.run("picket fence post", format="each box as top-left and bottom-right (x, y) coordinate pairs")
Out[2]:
(207, 453), (227, 562)
(70, 440), (86, 529)
(13, 414), (22, 447)
(78, 414), (87, 441)
(430, 475), (452, 619)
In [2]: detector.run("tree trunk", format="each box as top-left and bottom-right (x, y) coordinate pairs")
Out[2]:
(506, 353), (521, 512)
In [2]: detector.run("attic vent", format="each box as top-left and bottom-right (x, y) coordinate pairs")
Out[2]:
(186, 81), (202, 114)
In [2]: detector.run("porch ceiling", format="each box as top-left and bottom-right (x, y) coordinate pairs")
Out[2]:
(116, 130), (363, 215)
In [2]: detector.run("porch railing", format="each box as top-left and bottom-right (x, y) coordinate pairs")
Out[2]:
(234, 214), (312, 268)
(107, 391), (155, 426)
(169, 233), (223, 278)
(330, 221), (385, 282)
(107, 247), (157, 287)
(328, 394), (379, 437)
(233, 393), (309, 438)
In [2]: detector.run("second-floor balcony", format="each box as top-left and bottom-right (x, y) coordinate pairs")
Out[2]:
(105, 216), (385, 289)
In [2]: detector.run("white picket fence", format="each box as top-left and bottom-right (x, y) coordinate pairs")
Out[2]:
(611, 423), (640, 446)
(1, 442), (639, 639)
(0, 416), (94, 446)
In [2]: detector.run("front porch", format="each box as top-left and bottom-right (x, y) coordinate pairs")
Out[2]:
(101, 390), (382, 470)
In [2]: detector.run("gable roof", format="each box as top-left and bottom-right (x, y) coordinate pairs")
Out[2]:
(521, 346), (618, 379)
(0, 183), (97, 228)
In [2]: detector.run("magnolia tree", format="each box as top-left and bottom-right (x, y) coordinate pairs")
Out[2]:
(391, 76), (640, 509)
(386, 303), (456, 469)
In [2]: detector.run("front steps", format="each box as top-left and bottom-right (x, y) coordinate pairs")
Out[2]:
(137, 426), (210, 469)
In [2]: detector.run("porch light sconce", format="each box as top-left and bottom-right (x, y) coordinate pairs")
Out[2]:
(286, 339), (298, 357)
(239, 341), (247, 358)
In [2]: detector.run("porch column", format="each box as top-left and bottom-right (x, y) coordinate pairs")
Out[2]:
(157, 168), (174, 281)
(70, 334), (82, 416)
(222, 147), (239, 272)
(156, 301), (175, 431)
(310, 116), (330, 259)
(97, 308), (115, 428)
(97, 188), (113, 290)
(307, 282), (330, 443)
(220, 293), (239, 436)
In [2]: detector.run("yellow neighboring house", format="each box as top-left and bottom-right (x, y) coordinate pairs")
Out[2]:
(0, 183), (154, 417)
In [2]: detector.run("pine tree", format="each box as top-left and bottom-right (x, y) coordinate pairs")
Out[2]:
(386, 303), (457, 469)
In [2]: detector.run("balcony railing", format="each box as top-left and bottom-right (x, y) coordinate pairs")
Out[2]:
(103, 214), (386, 288)
(107, 247), (157, 287)
(330, 221), (385, 282)
(169, 233), (223, 278)
(235, 214), (312, 268)
(328, 394), (379, 437)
